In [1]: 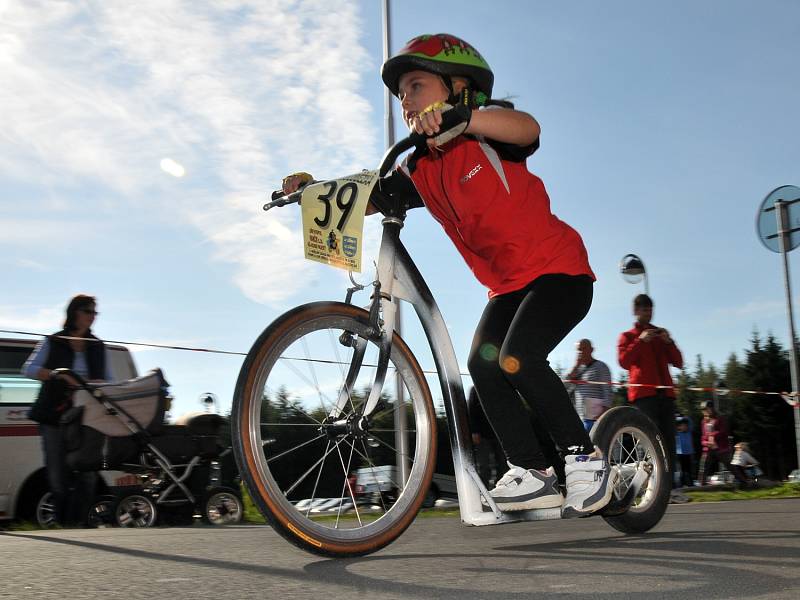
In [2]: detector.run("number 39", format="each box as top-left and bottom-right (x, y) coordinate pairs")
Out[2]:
(313, 181), (359, 231)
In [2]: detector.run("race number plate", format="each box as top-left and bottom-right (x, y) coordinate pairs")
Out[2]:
(300, 170), (378, 272)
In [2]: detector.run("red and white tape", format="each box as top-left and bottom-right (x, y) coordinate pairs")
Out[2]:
(3, 328), (797, 408)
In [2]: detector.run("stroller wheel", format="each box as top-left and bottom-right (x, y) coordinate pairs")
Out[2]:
(203, 488), (243, 525)
(87, 495), (118, 528)
(116, 494), (157, 527)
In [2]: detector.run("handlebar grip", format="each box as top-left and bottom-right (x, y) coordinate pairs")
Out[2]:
(52, 368), (89, 389)
(263, 191), (302, 211)
(408, 131), (427, 147)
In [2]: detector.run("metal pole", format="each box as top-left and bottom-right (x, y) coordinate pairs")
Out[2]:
(382, 0), (395, 149)
(382, 0), (409, 486)
(775, 200), (800, 471)
(641, 257), (650, 297)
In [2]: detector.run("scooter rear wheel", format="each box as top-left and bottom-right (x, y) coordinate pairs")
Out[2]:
(591, 406), (671, 533)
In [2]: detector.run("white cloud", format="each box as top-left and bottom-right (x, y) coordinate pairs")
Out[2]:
(0, 304), (63, 334)
(0, 0), (378, 305)
(710, 298), (787, 320)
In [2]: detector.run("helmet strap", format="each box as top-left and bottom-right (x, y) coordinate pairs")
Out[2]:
(437, 74), (456, 102)
(441, 75), (488, 107)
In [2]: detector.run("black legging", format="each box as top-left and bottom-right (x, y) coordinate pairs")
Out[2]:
(467, 274), (594, 471)
(632, 394), (677, 475)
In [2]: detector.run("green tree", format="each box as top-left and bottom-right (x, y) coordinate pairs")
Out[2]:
(611, 371), (629, 408)
(739, 332), (797, 479)
(674, 365), (698, 420)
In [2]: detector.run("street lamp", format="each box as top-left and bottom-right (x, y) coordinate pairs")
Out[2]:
(620, 253), (650, 296)
(201, 392), (218, 414)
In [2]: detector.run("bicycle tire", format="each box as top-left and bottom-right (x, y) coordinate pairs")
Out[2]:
(233, 301), (437, 557)
(591, 406), (670, 534)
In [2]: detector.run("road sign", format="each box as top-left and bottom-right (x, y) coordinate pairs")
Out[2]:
(757, 185), (800, 253)
(757, 184), (800, 474)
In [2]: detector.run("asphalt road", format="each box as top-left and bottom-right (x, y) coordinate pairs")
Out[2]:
(2, 498), (799, 600)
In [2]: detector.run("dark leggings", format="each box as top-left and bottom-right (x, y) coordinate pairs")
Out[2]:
(41, 423), (97, 525)
(632, 394), (677, 475)
(467, 274), (594, 471)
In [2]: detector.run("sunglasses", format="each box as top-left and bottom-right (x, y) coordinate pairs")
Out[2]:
(79, 308), (99, 316)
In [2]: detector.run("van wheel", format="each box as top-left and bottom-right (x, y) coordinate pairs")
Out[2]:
(36, 492), (58, 528)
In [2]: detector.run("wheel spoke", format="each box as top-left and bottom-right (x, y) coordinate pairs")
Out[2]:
(283, 438), (341, 498)
(334, 440), (361, 528)
(301, 336), (331, 415)
(266, 434), (326, 464)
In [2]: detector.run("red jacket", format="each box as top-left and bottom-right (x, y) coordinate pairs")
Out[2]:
(618, 323), (684, 401)
(402, 135), (594, 297)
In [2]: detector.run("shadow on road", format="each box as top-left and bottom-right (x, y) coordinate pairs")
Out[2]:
(302, 528), (799, 599)
(4, 524), (799, 599)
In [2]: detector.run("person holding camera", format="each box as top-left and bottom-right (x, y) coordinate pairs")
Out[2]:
(618, 294), (684, 475)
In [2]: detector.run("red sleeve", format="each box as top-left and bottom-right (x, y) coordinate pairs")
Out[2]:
(667, 341), (684, 369)
(618, 332), (642, 370)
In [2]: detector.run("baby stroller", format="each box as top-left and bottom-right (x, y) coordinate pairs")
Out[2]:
(58, 368), (243, 527)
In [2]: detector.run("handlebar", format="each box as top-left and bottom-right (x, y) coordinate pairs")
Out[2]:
(51, 368), (89, 389)
(263, 133), (425, 212)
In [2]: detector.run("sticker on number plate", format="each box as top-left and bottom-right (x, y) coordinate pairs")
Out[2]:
(300, 170), (378, 272)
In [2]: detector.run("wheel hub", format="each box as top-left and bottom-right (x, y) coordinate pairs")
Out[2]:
(320, 413), (371, 440)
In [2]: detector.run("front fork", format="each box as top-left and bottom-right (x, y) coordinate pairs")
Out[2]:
(326, 219), (502, 519)
(327, 219), (402, 422)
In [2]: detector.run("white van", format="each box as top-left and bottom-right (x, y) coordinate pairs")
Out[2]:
(0, 338), (138, 523)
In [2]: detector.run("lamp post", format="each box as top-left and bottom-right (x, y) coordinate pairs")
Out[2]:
(620, 253), (650, 296)
(382, 0), (410, 486)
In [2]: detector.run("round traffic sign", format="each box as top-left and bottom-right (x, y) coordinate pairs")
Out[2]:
(756, 185), (800, 253)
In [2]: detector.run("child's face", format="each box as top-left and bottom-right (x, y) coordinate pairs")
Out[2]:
(397, 70), (450, 128)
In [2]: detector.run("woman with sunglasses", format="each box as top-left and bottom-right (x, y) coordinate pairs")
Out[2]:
(23, 294), (112, 526)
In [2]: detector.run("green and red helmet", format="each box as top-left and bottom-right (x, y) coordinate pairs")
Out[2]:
(381, 33), (494, 98)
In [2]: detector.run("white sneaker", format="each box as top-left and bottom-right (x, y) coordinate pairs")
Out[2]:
(485, 465), (563, 511)
(562, 454), (618, 518)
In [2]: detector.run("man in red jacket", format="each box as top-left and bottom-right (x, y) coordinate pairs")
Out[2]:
(618, 294), (684, 474)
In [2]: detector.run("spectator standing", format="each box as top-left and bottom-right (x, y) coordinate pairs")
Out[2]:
(618, 294), (684, 474)
(697, 402), (732, 485)
(22, 294), (112, 526)
(566, 339), (612, 431)
(675, 414), (695, 487)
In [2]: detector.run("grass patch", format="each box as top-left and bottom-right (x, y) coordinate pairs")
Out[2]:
(1, 520), (44, 532)
(241, 485), (266, 524)
(684, 482), (800, 503)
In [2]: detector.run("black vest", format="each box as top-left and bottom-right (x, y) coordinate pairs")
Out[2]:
(29, 330), (106, 424)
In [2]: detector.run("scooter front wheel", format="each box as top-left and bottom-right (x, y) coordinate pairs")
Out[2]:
(232, 302), (437, 557)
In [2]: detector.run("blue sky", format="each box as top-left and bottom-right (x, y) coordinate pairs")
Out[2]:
(2, 1), (800, 417)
